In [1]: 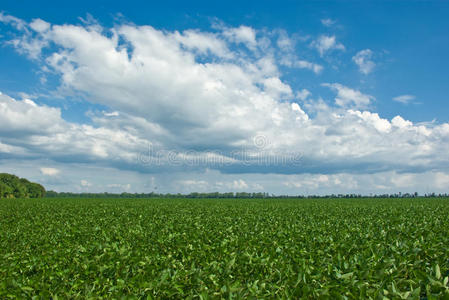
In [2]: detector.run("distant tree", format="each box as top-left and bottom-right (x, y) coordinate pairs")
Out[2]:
(26, 182), (46, 198)
(0, 173), (45, 199)
(12, 183), (27, 198)
(0, 182), (13, 198)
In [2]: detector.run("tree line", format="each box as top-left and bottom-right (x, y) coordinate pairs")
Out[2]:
(44, 191), (449, 199)
(0, 173), (46, 198)
(44, 191), (272, 199)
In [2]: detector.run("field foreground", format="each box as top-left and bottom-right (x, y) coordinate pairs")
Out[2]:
(1, 198), (449, 299)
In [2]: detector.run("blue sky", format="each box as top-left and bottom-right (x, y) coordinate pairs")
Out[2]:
(1, 1), (449, 194)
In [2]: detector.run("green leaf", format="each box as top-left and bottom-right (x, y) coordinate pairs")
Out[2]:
(436, 264), (441, 280)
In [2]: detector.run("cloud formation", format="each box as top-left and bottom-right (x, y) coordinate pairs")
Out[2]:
(40, 167), (60, 176)
(312, 35), (345, 56)
(393, 94), (416, 104)
(321, 19), (336, 27)
(322, 83), (374, 108)
(352, 49), (375, 74)
(1, 14), (449, 193)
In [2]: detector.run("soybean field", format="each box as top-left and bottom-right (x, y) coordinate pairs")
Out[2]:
(1, 198), (449, 299)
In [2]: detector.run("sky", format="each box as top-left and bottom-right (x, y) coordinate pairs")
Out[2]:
(1, 0), (449, 195)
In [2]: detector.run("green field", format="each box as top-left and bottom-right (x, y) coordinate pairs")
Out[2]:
(1, 198), (449, 299)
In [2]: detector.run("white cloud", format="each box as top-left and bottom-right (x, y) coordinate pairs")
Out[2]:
(1, 15), (449, 194)
(312, 35), (345, 56)
(216, 179), (249, 190)
(0, 92), (64, 134)
(293, 60), (323, 74)
(29, 18), (50, 33)
(322, 83), (374, 108)
(291, 103), (309, 121)
(0, 92), (149, 163)
(393, 94), (415, 104)
(0, 12), (27, 30)
(103, 111), (119, 117)
(348, 110), (391, 133)
(391, 173), (416, 188)
(251, 183), (264, 190)
(283, 174), (354, 190)
(179, 180), (208, 186)
(263, 77), (293, 99)
(352, 49), (375, 74)
(3, 159), (449, 195)
(172, 29), (232, 58)
(40, 167), (60, 176)
(1, 13), (48, 59)
(321, 19), (335, 27)
(275, 31), (322, 74)
(222, 25), (257, 49)
(36, 22), (291, 148)
(434, 172), (449, 189)
(232, 179), (248, 189)
(107, 183), (131, 190)
(276, 30), (294, 52)
(177, 180), (209, 191)
(0, 140), (26, 154)
(80, 179), (92, 187)
(296, 89), (311, 100)
(391, 115), (413, 128)
(279, 56), (323, 74)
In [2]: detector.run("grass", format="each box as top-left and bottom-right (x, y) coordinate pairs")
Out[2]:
(1, 197), (449, 299)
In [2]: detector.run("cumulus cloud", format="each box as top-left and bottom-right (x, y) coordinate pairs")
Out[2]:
(0, 12), (27, 30)
(393, 94), (415, 104)
(276, 30), (295, 52)
(312, 35), (345, 56)
(0, 92), (149, 164)
(1, 14), (449, 194)
(0, 92), (64, 135)
(296, 89), (311, 100)
(322, 83), (374, 108)
(172, 29), (232, 58)
(0, 14), (48, 59)
(275, 30), (323, 73)
(222, 25), (257, 49)
(80, 179), (92, 187)
(29, 18), (50, 33)
(352, 49), (375, 74)
(40, 167), (60, 176)
(34, 22), (296, 149)
(3, 158), (449, 195)
(294, 60), (323, 73)
(263, 77), (293, 99)
(232, 179), (248, 189)
(279, 57), (323, 74)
